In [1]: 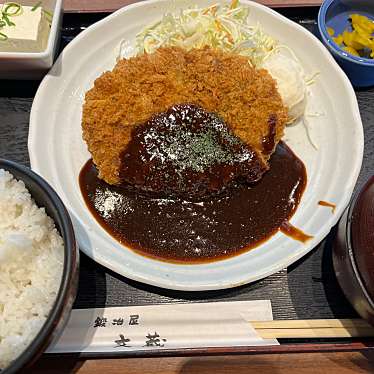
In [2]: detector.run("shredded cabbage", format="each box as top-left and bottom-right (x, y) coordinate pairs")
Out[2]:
(134, 0), (277, 66)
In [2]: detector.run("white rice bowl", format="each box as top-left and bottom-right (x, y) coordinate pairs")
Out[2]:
(0, 169), (64, 370)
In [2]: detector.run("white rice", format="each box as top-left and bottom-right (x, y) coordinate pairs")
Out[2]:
(0, 169), (64, 369)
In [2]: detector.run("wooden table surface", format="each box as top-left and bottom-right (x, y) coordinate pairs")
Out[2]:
(27, 352), (374, 373)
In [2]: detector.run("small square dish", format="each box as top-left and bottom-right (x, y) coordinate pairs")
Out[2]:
(0, 0), (62, 79)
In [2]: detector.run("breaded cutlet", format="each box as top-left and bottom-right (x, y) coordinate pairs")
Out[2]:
(82, 46), (288, 186)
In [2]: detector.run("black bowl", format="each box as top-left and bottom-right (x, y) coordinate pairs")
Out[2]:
(0, 159), (79, 373)
(333, 175), (374, 326)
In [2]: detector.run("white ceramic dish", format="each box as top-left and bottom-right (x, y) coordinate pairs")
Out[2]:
(29, 0), (364, 291)
(0, 0), (62, 79)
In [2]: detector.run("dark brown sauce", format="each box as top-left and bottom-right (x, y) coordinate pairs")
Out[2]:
(280, 221), (313, 243)
(318, 200), (336, 213)
(79, 141), (308, 263)
(262, 114), (277, 155)
(119, 103), (267, 199)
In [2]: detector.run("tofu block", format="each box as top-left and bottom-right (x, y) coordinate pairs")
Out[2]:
(0, 6), (50, 52)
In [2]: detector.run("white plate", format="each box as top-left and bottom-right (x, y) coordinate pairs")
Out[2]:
(29, 0), (363, 291)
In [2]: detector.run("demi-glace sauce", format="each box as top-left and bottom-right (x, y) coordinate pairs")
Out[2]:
(119, 104), (267, 198)
(318, 200), (336, 213)
(79, 141), (308, 264)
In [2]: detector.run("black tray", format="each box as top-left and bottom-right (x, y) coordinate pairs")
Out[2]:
(1, 7), (374, 353)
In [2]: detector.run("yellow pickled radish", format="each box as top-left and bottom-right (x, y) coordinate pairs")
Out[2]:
(327, 27), (335, 36)
(352, 22), (372, 38)
(331, 14), (374, 59)
(354, 32), (372, 48)
(350, 14), (374, 34)
(343, 46), (360, 56)
(333, 34), (344, 45)
(342, 30), (362, 49)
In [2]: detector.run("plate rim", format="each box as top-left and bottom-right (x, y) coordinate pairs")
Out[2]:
(28, 0), (364, 291)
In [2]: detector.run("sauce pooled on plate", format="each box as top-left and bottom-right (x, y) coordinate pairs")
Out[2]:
(79, 104), (308, 263)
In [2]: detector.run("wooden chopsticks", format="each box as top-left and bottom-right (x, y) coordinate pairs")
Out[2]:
(250, 319), (374, 339)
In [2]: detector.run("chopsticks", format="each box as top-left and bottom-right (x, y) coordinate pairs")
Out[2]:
(250, 319), (374, 339)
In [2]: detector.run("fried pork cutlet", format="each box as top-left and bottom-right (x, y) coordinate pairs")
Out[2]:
(82, 46), (288, 193)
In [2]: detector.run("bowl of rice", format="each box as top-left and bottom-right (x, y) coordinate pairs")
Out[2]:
(0, 159), (79, 373)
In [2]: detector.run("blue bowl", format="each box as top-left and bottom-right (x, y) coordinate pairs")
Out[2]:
(318, 0), (374, 87)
